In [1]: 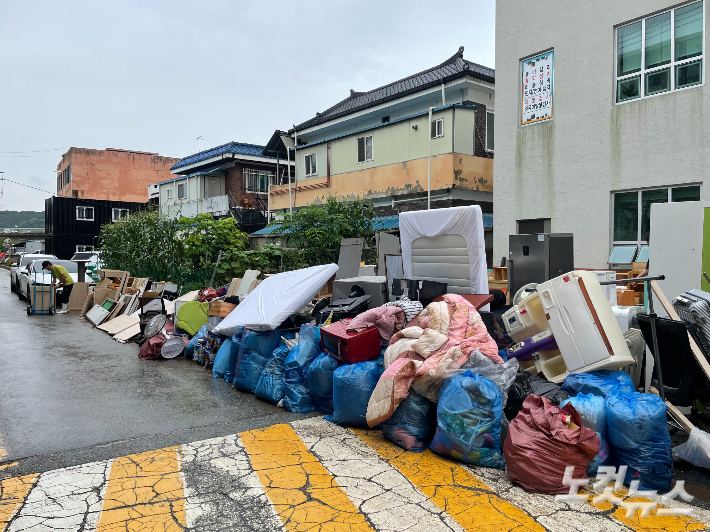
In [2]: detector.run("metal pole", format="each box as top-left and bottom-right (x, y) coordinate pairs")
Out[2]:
(293, 129), (298, 209)
(427, 107), (433, 210)
(287, 145), (292, 214)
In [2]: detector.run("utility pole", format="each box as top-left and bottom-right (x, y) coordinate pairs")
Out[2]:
(196, 136), (203, 151)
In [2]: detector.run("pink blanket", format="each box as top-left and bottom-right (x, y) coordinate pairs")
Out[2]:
(347, 305), (405, 346)
(366, 294), (501, 427)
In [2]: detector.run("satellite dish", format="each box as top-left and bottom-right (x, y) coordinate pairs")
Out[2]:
(144, 314), (167, 338)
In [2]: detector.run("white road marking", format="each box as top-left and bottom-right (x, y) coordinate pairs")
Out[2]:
(291, 417), (464, 532)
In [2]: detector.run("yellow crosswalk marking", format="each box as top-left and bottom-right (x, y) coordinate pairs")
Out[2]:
(240, 423), (376, 532)
(97, 447), (186, 532)
(0, 474), (37, 532)
(354, 429), (546, 532)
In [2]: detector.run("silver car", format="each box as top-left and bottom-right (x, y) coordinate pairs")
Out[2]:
(10, 253), (57, 294)
(19, 259), (78, 303)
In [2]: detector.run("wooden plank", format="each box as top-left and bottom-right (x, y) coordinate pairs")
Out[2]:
(98, 314), (139, 335)
(236, 270), (260, 298)
(225, 278), (241, 298)
(649, 386), (695, 434)
(113, 322), (141, 343)
(651, 280), (710, 383)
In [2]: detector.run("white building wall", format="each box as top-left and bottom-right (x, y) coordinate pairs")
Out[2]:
(494, 0), (710, 268)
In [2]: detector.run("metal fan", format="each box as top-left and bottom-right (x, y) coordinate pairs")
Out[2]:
(144, 314), (168, 338)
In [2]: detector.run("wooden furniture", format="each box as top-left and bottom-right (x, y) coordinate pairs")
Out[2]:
(492, 266), (508, 281)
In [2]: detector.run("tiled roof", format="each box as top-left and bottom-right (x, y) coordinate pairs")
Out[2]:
(171, 141), (274, 172)
(293, 47), (494, 132)
(250, 213), (492, 236)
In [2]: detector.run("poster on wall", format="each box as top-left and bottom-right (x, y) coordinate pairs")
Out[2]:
(521, 50), (553, 126)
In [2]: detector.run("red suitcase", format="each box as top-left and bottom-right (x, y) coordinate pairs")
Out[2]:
(321, 319), (381, 364)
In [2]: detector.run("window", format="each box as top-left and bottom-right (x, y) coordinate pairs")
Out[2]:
(76, 245), (94, 252)
(244, 168), (275, 193)
(518, 218), (551, 234)
(112, 208), (129, 221)
(431, 118), (444, 138)
(177, 182), (187, 199)
(616, 1), (703, 103)
(76, 206), (94, 221)
(357, 135), (374, 163)
(167, 188), (172, 199)
(304, 153), (317, 176)
(486, 112), (495, 151)
(381, 116), (390, 124)
(612, 185), (700, 244)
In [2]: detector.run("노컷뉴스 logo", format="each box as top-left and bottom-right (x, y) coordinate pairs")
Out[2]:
(555, 465), (694, 518)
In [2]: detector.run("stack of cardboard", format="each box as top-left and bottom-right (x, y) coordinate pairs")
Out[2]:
(81, 269), (130, 318)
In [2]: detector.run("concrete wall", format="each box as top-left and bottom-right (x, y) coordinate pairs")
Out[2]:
(494, 0), (709, 268)
(270, 152), (493, 210)
(57, 148), (178, 203)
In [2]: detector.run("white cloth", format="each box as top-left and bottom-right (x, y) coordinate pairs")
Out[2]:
(213, 264), (338, 334)
(399, 206), (489, 310)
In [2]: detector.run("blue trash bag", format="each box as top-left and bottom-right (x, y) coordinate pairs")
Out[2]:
(382, 390), (437, 452)
(561, 393), (611, 476)
(232, 329), (282, 393)
(255, 343), (290, 404)
(184, 325), (208, 359)
(283, 345), (316, 413)
(606, 391), (673, 491)
(284, 324), (322, 383)
(331, 361), (382, 427)
(212, 338), (236, 383)
(307, 353), (340, 415)
(562, 370), (635, 398)
(430, 371), (505, 469)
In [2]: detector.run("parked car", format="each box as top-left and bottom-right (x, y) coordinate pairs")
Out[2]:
(18, 259), (79, 302)
(10, 253), (57, 293)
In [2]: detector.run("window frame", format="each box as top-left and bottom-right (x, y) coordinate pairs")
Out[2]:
(304, 153), (317, 177)
(615, 0), (705, 104)
(166, 188), (172, 199)
(431, 118), (444, 139)
(244, 168), (275, 193)
(486, 111), (494, 152)
(112, 208), (129, 222)
(611, 184), (702, 246)
(76, 206), (94, 221)
(177, 181), (188, 200)
(357, 135), (374, 163)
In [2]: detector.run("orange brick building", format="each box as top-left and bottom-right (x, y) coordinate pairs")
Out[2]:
(56, 148), (179, 203)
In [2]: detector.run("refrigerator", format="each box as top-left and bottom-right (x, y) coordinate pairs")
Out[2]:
(508, 233), (574, 299)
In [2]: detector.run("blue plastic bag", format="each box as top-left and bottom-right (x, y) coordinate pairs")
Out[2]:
(307, 353), (340, 415)
(184, 325), (208, 359)
(255, 343), (290, 404)
(212, 338), (236, 383)
(562, 370), (635, 398)
(561, 393), (611, 476)
(606, 391), (673, 491)
(331, 361), (382, 427)
(382, 390), (437, 452)
(284, 324), (321, 383)
(430, 371), (505, 469)
(232, 329), (282, 393)
(282, 345), (315, 413)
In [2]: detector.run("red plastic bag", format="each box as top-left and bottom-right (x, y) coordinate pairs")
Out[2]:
(198, 287), (218, 302)
(504, 394), (599, 494)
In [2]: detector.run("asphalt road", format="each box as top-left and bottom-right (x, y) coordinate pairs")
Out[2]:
(0, 268), (312, 477)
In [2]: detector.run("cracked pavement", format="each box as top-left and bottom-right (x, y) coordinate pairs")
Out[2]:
(2, 418), (709, 532)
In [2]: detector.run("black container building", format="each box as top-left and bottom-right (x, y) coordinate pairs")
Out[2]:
(45, 196), (146, 259)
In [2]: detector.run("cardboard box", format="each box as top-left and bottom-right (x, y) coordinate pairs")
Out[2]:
(208, 301), (237, 317)
(68, 282), (91, 312)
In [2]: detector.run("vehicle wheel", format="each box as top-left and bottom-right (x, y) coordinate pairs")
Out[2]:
(49, 305), (55, 315)
(18, 288), (24, 301)
(10, 281), (15, 293)
(27, 305), (32, 315)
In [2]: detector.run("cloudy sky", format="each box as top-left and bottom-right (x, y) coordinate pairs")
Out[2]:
(0, 0), (495, 212)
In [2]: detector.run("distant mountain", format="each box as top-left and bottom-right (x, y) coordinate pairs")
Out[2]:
(0, 211), (44, 228)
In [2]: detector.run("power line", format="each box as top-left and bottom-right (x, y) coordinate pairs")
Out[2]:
(0, 147), (69, 154)
(0, 177), (54, 196)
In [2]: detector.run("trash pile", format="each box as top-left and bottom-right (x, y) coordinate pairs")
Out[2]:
(79, 257), (706, 498)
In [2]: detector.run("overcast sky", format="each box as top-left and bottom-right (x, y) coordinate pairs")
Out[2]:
(0, 0), (494, 212)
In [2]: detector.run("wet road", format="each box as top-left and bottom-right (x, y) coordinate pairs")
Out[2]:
(0, 269), (309, 475)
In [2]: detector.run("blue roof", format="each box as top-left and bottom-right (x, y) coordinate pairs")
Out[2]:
(171, 141), (274, 172)
(251, 213), (492, 236)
